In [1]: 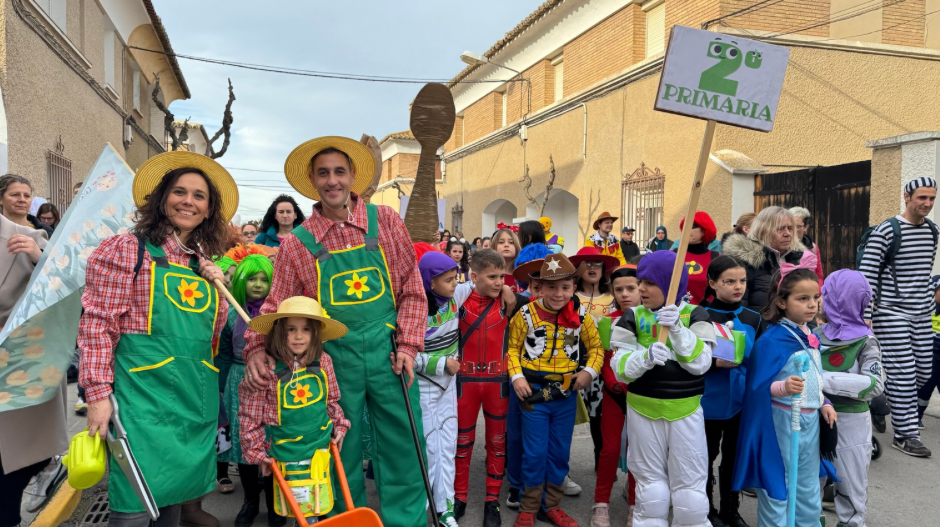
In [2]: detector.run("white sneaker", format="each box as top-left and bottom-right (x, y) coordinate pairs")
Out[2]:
(22, 456), (66, 513)
(75, 396), (87, 416)
(590, 503), (610, 527)
(562, 475), (582, 496)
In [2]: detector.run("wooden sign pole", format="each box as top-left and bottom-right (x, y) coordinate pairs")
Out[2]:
(658, 119), (716, 343)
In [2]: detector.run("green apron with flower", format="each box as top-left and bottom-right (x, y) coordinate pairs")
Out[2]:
(270, 361), (334, 517)
(109, 242), (220, 512)
(291, 203), (426, 527)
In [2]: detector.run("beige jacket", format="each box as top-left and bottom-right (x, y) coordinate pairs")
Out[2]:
(0, 214), (68, 474)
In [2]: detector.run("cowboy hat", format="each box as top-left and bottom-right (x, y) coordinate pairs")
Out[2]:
(132, 151), (239, 222)
(533, 253), (582, 281)
(512, 258), (545, 285)
(592, 211), (619, 231)
(284, 136), (376, 201)
(250, 296), (348, 342)
(569, 247), (620, 275)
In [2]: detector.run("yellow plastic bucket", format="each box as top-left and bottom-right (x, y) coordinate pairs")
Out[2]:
(62, 429), (105, 490)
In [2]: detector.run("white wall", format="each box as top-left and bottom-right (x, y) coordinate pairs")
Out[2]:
(482, 199), (518, 237)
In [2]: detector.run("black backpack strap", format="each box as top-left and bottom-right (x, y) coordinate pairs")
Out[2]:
(132, 234), (145, 281)
(459, 298), (497, 350)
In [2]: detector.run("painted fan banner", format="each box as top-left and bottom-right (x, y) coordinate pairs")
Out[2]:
(0, 144), (136, 412)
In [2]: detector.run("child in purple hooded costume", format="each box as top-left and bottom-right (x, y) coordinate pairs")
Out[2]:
(813, 270), (885, 527)
(610, 250), (716, 527)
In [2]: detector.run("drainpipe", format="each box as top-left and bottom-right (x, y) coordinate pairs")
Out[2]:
(581, 103), (587, 160)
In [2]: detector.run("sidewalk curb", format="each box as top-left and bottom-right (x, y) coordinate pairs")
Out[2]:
(30, 481), (82, 527)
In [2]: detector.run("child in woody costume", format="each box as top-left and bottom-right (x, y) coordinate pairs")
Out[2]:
(239, 297), (351, 525)
(507, 253), (604, 527)
(417, 249), (474, 527)
(216, 249), (276, 526)
(611, 250), (716, 527)
(814, 270), (885, 527)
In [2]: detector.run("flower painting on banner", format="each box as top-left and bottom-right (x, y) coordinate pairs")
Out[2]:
(0, 144), (135, 412)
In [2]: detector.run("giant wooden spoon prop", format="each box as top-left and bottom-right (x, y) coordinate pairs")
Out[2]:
(404, 83), (456, 244)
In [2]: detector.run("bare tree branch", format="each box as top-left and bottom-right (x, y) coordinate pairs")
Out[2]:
(539, 155), (556, 216)
(580, 188), (602, 240)
(152, 75), (182, 151)
(208, 78), (236, 159)
(519, 164), (536, 206)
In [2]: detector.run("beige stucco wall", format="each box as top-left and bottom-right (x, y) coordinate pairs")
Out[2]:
(441, 43), (940, 241)
(869, 146), (902, 224)
(0, 0), (124, 198)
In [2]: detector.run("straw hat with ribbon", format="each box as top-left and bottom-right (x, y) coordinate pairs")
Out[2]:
(569, 246), (620, 276)
(533, 253), (582, 281)
(284, 136), (376, 201)
(250, 296), (348, 342)
(133, 151), (239, 222)
(592, 211), (619, 231)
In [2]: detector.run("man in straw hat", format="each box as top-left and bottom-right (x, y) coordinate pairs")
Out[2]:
(584, 211), (626, 265)
(506, 253), (603, 527)
(243, 137), (429, 527)
(78, 151), (236, 527)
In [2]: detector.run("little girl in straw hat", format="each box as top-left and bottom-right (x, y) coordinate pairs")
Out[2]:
(239, 297), (351, 524)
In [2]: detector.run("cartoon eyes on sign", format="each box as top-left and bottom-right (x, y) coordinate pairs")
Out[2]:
(700, 38), (763, 97)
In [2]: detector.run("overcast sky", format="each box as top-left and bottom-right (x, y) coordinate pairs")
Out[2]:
(157, 0), (540, 223)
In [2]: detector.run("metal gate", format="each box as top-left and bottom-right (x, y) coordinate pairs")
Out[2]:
(46, 136), (72, 211)
(754, 160), (870, 275)
(621, 163), (665, 248)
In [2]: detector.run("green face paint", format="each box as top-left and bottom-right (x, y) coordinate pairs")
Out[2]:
(245, 271), (271, 302)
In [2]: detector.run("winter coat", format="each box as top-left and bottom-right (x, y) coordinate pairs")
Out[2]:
(721, 233), (806, 311)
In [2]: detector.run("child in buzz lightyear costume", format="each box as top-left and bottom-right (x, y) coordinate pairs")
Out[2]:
(611, 250), (716, 527)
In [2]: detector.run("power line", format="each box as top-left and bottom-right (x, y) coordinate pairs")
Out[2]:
(701, 0), (787, 29)
(812, 5), (940, 43)
(765, 0), (906, 39)
(224, 166), (283, 173)
(129, 46), (520, 85)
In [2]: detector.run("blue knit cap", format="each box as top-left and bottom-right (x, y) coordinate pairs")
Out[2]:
(514, 243), (553, 287)
(636, 250), (689, 308)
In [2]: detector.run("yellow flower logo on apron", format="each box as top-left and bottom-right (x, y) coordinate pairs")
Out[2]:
(344, 272), (370, 299)
(163, 272), (212, 313)
(290, 383), (312, 404)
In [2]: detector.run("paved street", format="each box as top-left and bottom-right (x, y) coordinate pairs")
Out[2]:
(34, 383), (940, 526)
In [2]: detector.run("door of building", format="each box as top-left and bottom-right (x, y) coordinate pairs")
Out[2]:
(754, 160), (870, 275)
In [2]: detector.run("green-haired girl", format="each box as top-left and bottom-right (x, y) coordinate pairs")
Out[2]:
(215, 250), (275, 527)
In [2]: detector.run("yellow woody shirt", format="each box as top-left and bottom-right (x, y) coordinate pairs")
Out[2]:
(584, 232), (626, 265)
(507, 299), (604, 382)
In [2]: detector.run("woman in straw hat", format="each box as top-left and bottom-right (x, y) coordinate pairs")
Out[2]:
(78, 151), (238, 527)
(242, 137), (429, 527)
(239, 296), (350, 526)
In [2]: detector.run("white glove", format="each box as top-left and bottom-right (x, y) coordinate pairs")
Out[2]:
(655, 304), (680, 328)
(724, 320), (734, 331)
(645, 342), (670, 367)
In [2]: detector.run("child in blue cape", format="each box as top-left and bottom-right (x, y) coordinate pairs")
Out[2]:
(733, 263), (838, 527)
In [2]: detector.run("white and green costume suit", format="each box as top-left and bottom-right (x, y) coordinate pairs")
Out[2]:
(815, 328), (885, 527)
(611, 302), (716, 527)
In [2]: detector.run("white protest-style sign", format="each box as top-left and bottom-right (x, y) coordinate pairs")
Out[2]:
(655, 25), (790, 132)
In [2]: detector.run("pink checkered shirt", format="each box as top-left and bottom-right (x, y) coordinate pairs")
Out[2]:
(78, 234), (228, 403)
(243, 195), (426, 363)
(238, 352), (349, 465)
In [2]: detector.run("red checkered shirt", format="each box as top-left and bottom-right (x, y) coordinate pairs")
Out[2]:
(238, 352), (349, 465)
(78, 234), (229, 403)
(243, 195), (426, 362)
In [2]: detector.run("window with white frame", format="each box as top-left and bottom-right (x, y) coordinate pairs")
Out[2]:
(133, 71), (142, 112)
(645, 1), (666, 58)
(553, 56), (564, 102)
(34, 0), (66, 31)
(103, 30), (115, 88)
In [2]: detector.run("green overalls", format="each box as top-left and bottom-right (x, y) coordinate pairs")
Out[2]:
(291, 203), (426, 527)
(109, 242), (220, 512)
(269, 361), (334, 517)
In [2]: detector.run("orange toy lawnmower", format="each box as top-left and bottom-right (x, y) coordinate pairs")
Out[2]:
(269, 442), (384, 527)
